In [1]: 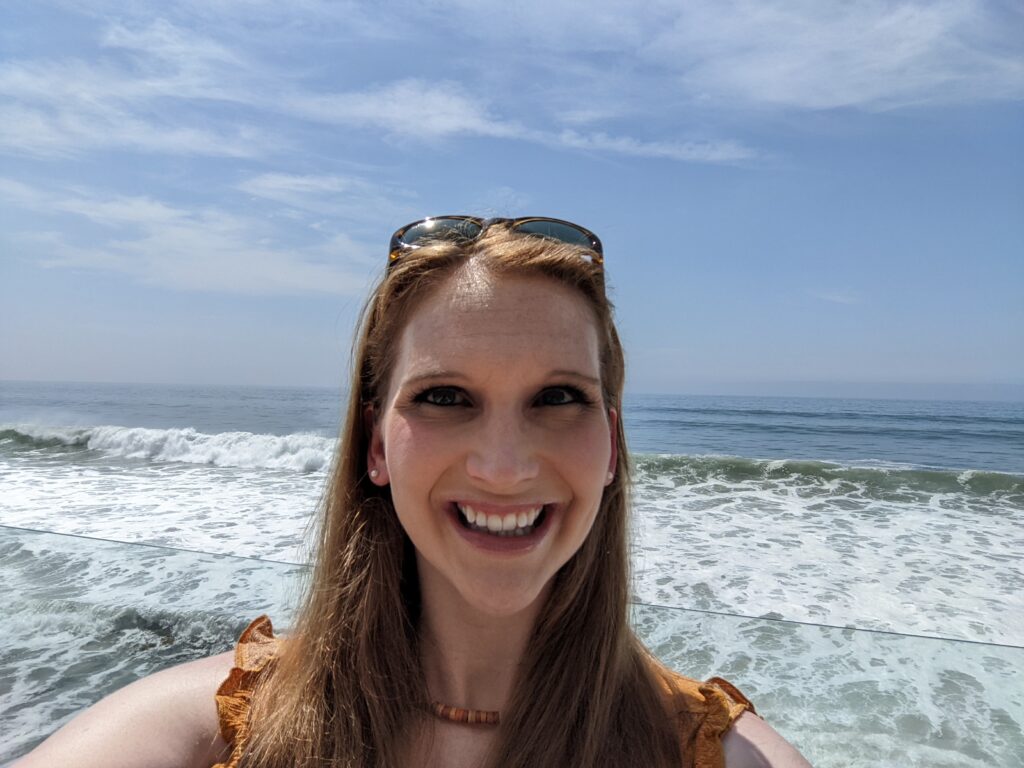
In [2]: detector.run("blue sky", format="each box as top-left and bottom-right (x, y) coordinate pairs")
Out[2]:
(1, 0), (1022, 399)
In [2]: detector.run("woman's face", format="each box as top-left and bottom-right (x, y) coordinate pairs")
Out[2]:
(368, 266), (617, 618)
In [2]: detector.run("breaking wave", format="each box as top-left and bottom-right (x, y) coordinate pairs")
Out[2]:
(0, 425), (336, 473)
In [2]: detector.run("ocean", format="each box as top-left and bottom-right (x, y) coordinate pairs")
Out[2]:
(1, 380), (1022, 766)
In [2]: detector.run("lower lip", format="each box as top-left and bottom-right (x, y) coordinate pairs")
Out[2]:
(446, 504), (553, 553)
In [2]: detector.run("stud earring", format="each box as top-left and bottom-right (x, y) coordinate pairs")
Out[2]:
(606, 471), (614, 482)
(370, 468), (379, 479)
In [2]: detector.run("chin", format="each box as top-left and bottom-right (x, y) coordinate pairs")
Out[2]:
(457, 576), (550, 619)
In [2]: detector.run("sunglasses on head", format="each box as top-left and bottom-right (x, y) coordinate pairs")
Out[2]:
(388, 216), (603, 270)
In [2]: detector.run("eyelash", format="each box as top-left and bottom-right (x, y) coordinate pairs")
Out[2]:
(413, 386), (468, 407)
(412, 385), (595, 408)
(536, 385), (594, 407)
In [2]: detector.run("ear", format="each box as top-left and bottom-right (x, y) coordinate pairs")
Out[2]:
(605, 407), (618, 485)
(364, 404), (390, 486)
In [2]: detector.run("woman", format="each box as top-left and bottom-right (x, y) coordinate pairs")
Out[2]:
(15, 217), (811, 768)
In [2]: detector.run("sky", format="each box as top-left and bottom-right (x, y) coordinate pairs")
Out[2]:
(1, 0), (1022, 400)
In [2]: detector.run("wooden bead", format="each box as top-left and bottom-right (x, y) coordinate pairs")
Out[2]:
(430, 700), (500, 726)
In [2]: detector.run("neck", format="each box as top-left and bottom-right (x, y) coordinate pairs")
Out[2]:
(417, 565), (548, 714)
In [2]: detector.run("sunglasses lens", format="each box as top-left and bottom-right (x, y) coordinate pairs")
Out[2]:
(401, 217), (483, 247)
(513, 220), (596, 252)
(390, 216), (602, 273)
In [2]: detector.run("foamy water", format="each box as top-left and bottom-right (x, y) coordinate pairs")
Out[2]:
(0, 527), (305, 759)
(2, 384), (1023, 766)
(634, 605), (1023, 767)
(1, 424), (329, 563)
(631, 456), (1024, 645)
(3, 424), (1020, 644)
(3, 526), (1021, 766)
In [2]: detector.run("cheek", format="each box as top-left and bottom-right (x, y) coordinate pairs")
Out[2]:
(384, 417), (442, 466)
(384, 427), (435, 543)
(382, 418), (452, 505)
(561, 417), (613, 479)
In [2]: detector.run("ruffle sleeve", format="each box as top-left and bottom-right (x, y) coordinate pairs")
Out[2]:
(212, 615), (281, 768)
(210, 620), (751, 768)
(656, 667), (757, 768)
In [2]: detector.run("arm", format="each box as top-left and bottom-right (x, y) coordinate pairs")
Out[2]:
(723, 711), (813, 768)
(11, 651), (235, 768)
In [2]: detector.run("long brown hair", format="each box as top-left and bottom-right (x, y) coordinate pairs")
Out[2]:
(240, 225), (681, 767)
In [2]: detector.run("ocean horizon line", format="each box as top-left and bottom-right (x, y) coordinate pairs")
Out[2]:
(2, 377), (1023, 404)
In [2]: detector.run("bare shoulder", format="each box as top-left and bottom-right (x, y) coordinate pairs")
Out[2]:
(722, 711), (813, 768)
(12, 650), (235, 768)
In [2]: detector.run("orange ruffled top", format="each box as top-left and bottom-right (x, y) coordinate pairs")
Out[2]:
(213, 616), (755, 768)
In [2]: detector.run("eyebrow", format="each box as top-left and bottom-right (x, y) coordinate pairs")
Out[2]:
(399, 369), (601, 388)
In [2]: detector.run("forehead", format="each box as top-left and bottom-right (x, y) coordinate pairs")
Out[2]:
(392, 268), (602, 385)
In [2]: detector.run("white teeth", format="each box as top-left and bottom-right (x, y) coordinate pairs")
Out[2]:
(456, 504), (544, 536)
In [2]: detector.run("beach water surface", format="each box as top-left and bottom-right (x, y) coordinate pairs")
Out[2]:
(1, 381), (1022, 765)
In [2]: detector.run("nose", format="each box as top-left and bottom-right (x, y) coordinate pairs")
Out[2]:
(465, 410), (540, 490)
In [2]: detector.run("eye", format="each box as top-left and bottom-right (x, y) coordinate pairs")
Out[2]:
(536, 385), (592, 407)
(414, 386), (469, 407)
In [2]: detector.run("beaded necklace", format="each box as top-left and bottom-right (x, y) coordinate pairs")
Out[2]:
(429, 701), (500, 726)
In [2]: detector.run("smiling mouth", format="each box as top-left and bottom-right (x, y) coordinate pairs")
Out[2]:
(454, 503), (549, 537)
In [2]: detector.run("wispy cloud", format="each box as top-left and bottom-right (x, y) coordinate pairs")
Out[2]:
(286, 79), (756, 161)
(4, 3), (1020, 165)
(0, 14), (282, 158)
(433, 0), (1024, 109)
(0, 179), (372, 296)
(811, 290), (863, 306)
(0, 53), (271, 158)
(0, 178), (50, 207)
(473, 186), (536, 218)
(544, 129), (755, 163)
(237, 172), (410, 219)
(287, 79), (524, 141)
(646, 0), (1024, 109)
(0, 17), (754, 164)
(102, 17), (241, 72)
(665, 1), (1022, 110)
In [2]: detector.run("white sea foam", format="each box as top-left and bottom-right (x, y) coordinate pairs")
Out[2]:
(4, 424), (336, 473)
(3, 526), (1019, 767)
(634, 604), (1024, 767)
(4, 390), (1022, 765)
(0, 453), (321, 563)
(630, 455), (1024, 646)
(3, 442), (1021, 647)
(3, 426), (1023, 763)
(0, 527), (305, 761)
